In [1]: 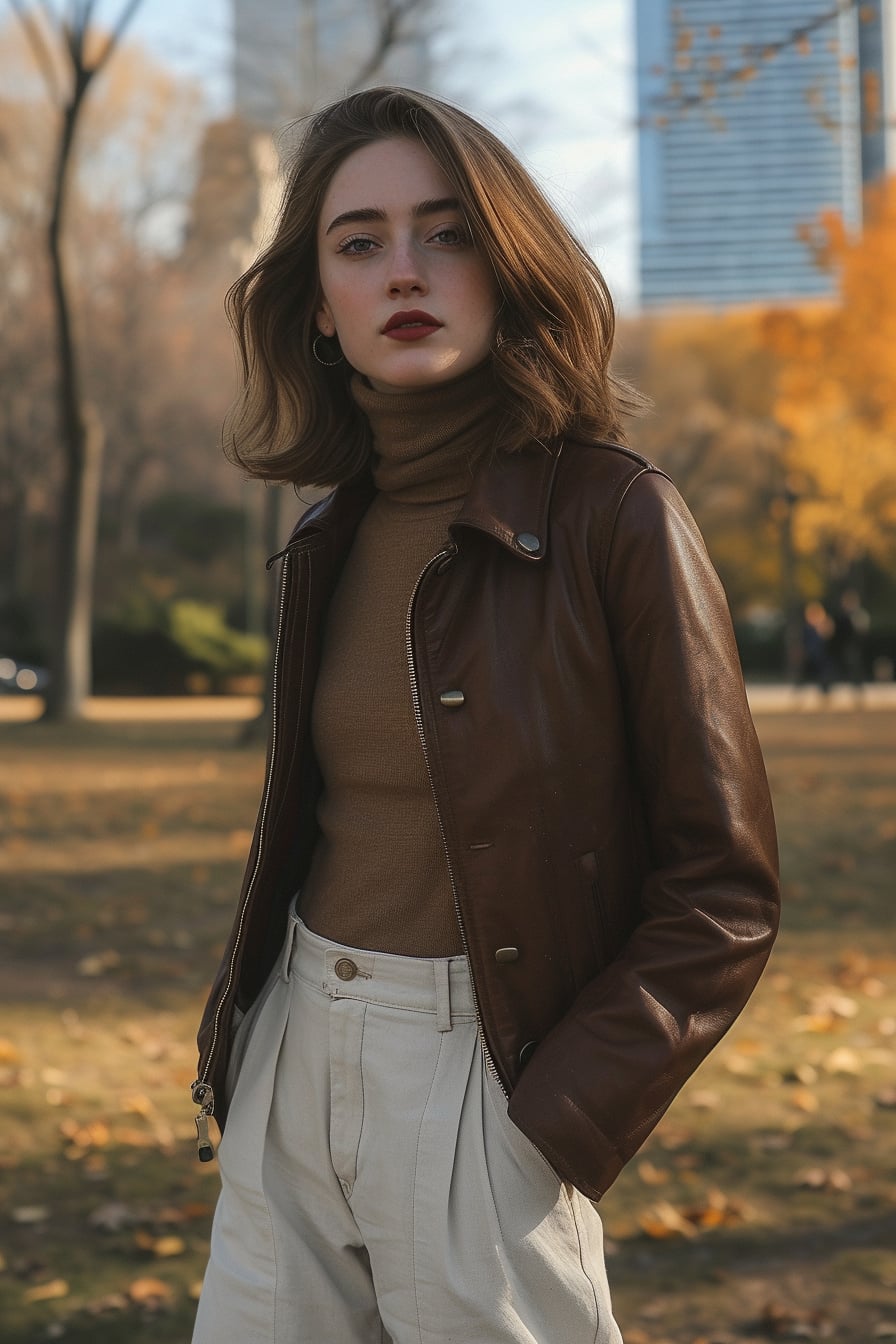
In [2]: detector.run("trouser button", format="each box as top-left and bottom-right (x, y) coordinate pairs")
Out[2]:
(334, 958), (358, 982)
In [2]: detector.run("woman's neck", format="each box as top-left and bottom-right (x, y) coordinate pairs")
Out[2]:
(350, 361), (503, 505)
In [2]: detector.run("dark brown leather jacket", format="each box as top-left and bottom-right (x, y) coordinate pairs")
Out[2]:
(193, 438), (780, 1200)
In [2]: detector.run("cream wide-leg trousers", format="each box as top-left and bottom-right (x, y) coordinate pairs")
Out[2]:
(192, 906), (623, 1344)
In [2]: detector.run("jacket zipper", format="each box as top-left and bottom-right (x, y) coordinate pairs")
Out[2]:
(190, 551), (293, 1157)
(405, 547), (508, 1098)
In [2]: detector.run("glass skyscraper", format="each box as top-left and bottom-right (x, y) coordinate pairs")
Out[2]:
(636, 0), (889, 307)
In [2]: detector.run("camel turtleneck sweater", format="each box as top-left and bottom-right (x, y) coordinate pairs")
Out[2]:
(298, 361), (503, 956)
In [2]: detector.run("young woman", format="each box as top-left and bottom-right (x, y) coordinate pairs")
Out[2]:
(191, 86), (780, 1344)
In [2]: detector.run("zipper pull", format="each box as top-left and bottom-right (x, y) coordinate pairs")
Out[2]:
(191, 1080), (216, 1162)
(195, 1110), (215, 1163)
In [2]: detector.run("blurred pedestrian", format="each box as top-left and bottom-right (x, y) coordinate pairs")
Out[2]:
(801, 599), (835, 693)
(830, 588), (869, 688)
(190, 86), (780, 1344)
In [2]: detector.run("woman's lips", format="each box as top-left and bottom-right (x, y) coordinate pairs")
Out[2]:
(385, 324), (441, 341)
(382, 310), (442, 340)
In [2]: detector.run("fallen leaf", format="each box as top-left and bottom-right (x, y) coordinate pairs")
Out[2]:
(724, 1054), (756, 1076)
(76, 949), (121, 977)
(60, 1119), (110, 1150)
(86, 1293), (129, 1315)
(792, 1011), (836, 1033)
(680, 1187), (746, 1229)
(861, 977), (886, 998)
(637, 1160), (669, 1186)
(824, 1046), (862, 1074)
(23, 1279), (69, 1303)
(128, 1276), (174, 1306)
(12, 1206), (50, 1224)
(153, 1236), (185, 1258)
(122, 1093), (155, 1118)
(0, 1038), (22, 1064)
(156, 1202), (213, 1223)
(639, 1200), (698, 1239)
(790, 1087), (819, 1113)
(797, 1166), (852, 1191)
(88, 1201), (136, 1232)
(810, 990), (858, 1019)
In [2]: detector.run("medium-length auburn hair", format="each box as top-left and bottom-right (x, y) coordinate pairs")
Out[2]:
(225, 86), (644, 486)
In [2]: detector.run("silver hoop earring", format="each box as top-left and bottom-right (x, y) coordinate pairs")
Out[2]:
(313, 333), (344, 366)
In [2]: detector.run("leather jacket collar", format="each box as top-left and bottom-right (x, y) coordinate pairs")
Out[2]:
(284, 439), (564, 565)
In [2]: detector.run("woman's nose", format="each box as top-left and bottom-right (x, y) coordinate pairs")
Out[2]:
(387, 241), (428, 297)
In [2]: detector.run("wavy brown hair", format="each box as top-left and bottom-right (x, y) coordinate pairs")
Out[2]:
(225, 86), (645, 485)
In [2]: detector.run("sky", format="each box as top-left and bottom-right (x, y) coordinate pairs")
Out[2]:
(125, 0), (640, 308)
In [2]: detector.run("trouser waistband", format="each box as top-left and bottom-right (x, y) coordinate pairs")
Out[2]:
(282, 904), (476, 1032)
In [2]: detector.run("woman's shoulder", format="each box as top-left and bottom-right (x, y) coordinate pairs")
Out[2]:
(553, 435), (674, 523)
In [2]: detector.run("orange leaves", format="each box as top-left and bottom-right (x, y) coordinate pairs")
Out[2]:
(23, 1278), (69, 1303)
(639, 1188), (748, 1239)
(748, 176), (896, 564)
(133, 1231), (186, 1258)
(127, 1277), (174, 1307)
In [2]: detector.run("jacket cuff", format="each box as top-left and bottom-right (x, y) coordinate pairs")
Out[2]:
(507, 1064), (626, 1201)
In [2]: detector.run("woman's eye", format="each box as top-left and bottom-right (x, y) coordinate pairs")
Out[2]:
(430, 226), (468, 246)
(337, 236), (377, 255)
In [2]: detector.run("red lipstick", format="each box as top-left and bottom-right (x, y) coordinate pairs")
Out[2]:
(382, 310), (442, 340)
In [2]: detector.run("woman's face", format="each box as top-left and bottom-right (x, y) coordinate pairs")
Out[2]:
(316, 137), (498, 393)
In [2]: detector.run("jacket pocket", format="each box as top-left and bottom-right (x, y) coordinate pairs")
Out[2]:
(576, 850), (609, 958)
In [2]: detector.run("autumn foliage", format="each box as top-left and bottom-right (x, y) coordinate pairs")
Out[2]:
(625, 173), (896, 622)
(763, 178), (896, 566)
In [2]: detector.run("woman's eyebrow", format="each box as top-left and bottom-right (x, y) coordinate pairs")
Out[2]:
(324, 197), (460, 235)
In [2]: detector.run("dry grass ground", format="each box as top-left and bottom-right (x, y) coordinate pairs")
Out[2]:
(0, 710), (894, 1343)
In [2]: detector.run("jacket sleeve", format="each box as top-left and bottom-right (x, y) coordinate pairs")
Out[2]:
(507, 468), (780, 1200)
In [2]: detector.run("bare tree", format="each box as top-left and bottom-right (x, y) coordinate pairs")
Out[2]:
(8, 0), (144, 720)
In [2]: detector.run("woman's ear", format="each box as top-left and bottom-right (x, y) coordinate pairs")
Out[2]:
(316, 300), (335, 339)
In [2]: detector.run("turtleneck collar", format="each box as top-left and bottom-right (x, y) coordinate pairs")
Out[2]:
(350, 360), (503, 505)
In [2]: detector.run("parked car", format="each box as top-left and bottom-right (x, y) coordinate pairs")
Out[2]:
(0, 656), (50, 694)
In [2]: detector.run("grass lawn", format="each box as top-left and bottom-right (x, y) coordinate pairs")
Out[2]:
(1, 710), (894, 1343)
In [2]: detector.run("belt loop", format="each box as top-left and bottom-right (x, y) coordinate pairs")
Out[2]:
(281, 909), (300, 982)
(434, 959), (452, 1032)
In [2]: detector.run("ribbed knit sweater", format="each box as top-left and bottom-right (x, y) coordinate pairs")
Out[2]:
(298, 361), (503, 956)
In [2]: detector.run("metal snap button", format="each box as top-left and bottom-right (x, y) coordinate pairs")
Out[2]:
(518, 1040), (538, 1068)
(495, 947), (519, 963)
(439, 689), (465, 708)
(515, 532), (541, 554)
(333, 957), (358, 982)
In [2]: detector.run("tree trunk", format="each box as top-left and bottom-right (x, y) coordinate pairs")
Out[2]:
(44, 405), (104, 718)
(42, 88), (100, 721)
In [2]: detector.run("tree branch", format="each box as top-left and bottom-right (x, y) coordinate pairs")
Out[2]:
(647, 0), (862, 118)
(93, 0), (144, 74)
(8, 0), (62, 103)
(349, 0), (426, 91)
